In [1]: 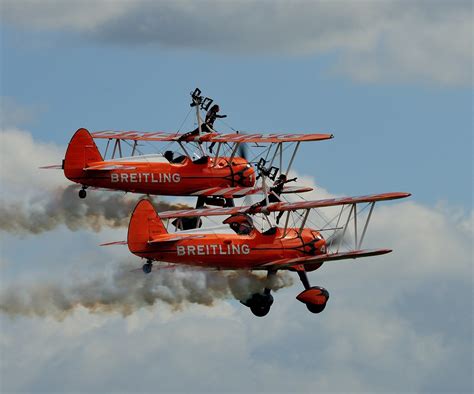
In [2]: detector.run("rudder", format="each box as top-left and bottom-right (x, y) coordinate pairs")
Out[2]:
(64, 128), (103, 180)
(128, 199), (167, 254)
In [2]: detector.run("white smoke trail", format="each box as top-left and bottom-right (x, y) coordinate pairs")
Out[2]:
(0, 185), (190, 234)
(0, 262), (294, 319)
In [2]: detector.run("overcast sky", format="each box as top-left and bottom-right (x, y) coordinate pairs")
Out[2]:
(0, 1), (472, 393)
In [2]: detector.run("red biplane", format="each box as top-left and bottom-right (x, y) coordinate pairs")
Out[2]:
(43, 89), (332, 213)
(109, 191), (411, 317)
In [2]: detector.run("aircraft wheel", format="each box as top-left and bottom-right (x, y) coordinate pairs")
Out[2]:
(246, 293), (273, 317)
(250, 304), (271, 317)
(78, 189), (87, 199)
(306, 302), (327, 314)
(142, 262), (153, 274)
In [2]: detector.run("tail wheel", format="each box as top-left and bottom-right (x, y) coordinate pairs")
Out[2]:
(142, 261), (153, 274)
(78, 189), (87, 199)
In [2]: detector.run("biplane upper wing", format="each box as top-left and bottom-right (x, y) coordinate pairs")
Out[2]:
(90, 130), (334, 143)
(257, 249), (392, 270)
(158, 192), (411, 219)
(190, 185), (313, 199)
(208, 132), (334, 143)
(91, 130), (181, 141)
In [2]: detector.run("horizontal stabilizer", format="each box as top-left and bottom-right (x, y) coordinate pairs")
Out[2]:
(148, 234), (205, 244)
(100, 240), (127, 246)
(39, 164), (62, 170)
(84, 164), (137, 171)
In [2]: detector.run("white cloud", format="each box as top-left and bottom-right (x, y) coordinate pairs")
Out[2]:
(2, 0), (472, 86)
(0, 130), (472, 392)
(0, 128), (64, 198)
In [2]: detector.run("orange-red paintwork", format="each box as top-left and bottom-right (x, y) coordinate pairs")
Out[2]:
(127, 199), (327, 270)
(64, 128), (255, 196)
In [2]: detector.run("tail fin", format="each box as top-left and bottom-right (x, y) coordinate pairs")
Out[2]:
(128, 199), (167, 253)
(64, 128), (103, 180)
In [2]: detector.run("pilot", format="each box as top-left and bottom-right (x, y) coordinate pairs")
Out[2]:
(224, 214), (254, 235)
(163, 150), (174, 162)
(247, 174), (297, 224)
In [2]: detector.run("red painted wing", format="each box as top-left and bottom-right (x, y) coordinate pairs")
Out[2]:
(190, 185), (313, 198)
(91, 130), (181, 141)
(258, 249), (392, 270)
(91, 130), (333, 143)
(208, 132), (334, 143)
(158, 192), (411, 219)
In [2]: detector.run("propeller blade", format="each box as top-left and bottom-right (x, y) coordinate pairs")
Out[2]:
(238, 143), (248, 160)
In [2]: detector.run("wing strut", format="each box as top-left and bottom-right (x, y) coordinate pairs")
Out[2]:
(178, 141), (191, 159)
(358, 202), (375, 249)
(337, 204), (354, 253)
(298, 209), (311, 235)
(104, 138), (111, 158)
(282, 210), (291, 238)
(335, 202), (377, 252)
(285, 141), (300, 176)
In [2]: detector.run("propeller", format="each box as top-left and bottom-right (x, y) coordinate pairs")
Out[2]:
(238, 143), (248, 161)
(325, 230), (350, 250)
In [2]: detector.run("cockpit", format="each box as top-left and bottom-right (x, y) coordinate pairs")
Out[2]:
(163, 150), (187, 164)
(223, 214), (254, 235)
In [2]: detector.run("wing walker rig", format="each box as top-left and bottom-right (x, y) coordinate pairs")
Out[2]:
(48, 88), (411, 317)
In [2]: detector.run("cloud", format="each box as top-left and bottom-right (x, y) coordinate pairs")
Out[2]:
(0, 128), (64, 197)
(2, 0), (472, 86)
(0, 129), (471, 391)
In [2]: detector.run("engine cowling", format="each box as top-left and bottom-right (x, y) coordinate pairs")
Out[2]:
(296, 286), (329, 314)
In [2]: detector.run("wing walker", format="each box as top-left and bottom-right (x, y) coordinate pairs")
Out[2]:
(52, 88), (411, 317)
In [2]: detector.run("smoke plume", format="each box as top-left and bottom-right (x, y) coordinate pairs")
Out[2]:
(0, 185), (190, 234)
(0, 263), (293, 319)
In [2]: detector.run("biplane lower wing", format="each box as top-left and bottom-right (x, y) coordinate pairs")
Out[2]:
(258, 249), (392, 270)
(190, 185), (313, 198)
(158, 192), (412, 219)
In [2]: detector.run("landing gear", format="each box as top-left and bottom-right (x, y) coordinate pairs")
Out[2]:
(296, 270), (329, 314)
(241, 271), (275, 317)
(78, 188), (87, 199)
(245, 290), (274, 317)
(142, 260), (153, 274)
